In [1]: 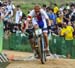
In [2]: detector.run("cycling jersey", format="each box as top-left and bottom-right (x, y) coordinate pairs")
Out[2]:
(28, 9), (49, 29)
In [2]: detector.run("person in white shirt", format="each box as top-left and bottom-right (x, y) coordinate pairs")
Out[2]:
(6, 1), (15, 12)
(6, 1), (15, 21)
(15, 5), (22, 24)
(0, 7), (4, 20)
(70, 4), (75, 23)
(15, 5), (22, 32)
(27, 5), (51, 56)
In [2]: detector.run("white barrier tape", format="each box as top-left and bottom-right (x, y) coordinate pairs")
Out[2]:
(1, 53), (9, 62)
(0, 53), (9, 63)
(0, 55), (6, 62)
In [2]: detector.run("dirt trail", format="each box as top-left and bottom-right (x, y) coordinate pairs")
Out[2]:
(2, 50), (75, 68)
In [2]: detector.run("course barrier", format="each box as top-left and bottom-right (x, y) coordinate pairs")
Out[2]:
(3, 32), (75, 59)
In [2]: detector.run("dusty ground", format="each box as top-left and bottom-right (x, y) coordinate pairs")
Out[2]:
(2, 50), (75, 68)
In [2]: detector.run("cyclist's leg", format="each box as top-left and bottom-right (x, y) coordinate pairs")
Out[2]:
(42, 29), (51, 56)
(26, 29), (35, 52)
(43, 31), (48, 50)
(42, 19), (49, 51)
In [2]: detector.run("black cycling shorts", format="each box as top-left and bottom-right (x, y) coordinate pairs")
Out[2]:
(26, 28), (34, 39)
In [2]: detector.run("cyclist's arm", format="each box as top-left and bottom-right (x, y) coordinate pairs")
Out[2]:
(27, 10), (34, 23)
(46, 19), (51, 27)
(41, 9), (51, 27)
(27, 10), (34, 20)
(26, 16), (31, 30)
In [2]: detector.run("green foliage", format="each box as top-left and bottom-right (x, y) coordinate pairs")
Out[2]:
(13, 0), (75, 15)
(20, 4), (34, 15)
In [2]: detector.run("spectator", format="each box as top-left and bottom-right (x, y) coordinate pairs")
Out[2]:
(6, 2), (15, 12)
(73, 23), (75, 38)
(48, 8), (56, 30)
(70, 4), (75, 24)
(0, 7), (4, 20)
(42, 4), (47, 11)
(15, 5), (22, 24)
(66, 3), (70, 10)
(53, 3), (59, 14)
(0, 0), (2, 7)
(48, 8), (56, 23)
(0, 7), (3, 20)
(56, 12), (63, 27)
(59, 4), (64, 12)
(63, 8), (70, 24)
(60, 22), (74, 58)
(15, 5), (22, 31)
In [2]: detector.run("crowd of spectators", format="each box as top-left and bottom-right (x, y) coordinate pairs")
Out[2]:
(42, 3), (75, 58)
(0, 0), (26, 38)
(0, 0), (75, 36)
(0, 0), (75, 58)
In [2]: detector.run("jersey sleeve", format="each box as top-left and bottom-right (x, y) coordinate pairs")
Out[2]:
(40, 9), (49, 19)
(27, 10), (34, 20)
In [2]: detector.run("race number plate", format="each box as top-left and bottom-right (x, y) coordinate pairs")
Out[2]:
(35, 29), (42, 36)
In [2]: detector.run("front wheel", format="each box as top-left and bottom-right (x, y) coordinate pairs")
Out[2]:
(41, 50), (46, 64)
(40, 36), (46, 64)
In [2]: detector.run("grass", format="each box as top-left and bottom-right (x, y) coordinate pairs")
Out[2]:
(12, 0), (75, 15)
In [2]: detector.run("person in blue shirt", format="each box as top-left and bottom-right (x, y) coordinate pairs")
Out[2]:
(46, 7), (57, 30)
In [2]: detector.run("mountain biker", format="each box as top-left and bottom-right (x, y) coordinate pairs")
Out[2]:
(27, 5), (51, 56)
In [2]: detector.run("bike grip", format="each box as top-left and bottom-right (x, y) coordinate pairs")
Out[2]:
(47, 26), (51, 29)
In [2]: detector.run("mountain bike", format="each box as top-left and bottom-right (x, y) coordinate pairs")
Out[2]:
(34, 28), (46, 64)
